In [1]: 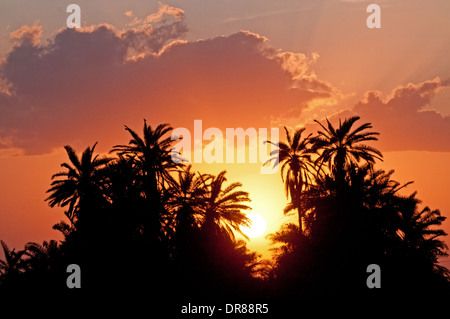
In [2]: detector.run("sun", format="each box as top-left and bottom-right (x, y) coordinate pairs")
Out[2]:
(241, 213), (267, 238)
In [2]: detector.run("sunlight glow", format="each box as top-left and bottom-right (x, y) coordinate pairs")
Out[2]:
(241, 213), (267, 238)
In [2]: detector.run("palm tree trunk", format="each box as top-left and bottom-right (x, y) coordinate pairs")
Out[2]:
(297, 207), (303, 236)
(335, 149), (347, 217)
(295, 192), (304, 236)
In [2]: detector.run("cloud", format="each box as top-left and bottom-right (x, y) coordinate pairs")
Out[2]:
(3, 6), (448, 155)
(0, 7), (338, 155)
(325, 78), (450, 151)
(9, 24), (43, 47)
(121, 3), (188, 59)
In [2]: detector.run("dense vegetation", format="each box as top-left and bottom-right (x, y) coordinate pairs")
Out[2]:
(1, 117), (449, 300)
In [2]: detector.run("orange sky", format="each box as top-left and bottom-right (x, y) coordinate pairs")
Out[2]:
(0, 1), (449, 266)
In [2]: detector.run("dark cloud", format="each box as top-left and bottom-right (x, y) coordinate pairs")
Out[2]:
(0, 6), (334, 155)
(325, 78), (450, 152)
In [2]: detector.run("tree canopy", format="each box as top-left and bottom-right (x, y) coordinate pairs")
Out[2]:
(1, 118), (449, 301)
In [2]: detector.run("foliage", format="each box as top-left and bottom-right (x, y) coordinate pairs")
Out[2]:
(1, 118), (448, 298)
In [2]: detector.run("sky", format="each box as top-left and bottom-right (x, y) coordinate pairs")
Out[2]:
(0, 0), (449, 265)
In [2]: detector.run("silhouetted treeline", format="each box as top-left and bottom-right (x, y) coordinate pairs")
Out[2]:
(1, 117), (449, 300)
(266, 117), (450, 298)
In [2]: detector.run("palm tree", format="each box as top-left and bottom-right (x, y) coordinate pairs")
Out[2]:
(112, 120), (180, 193)
(168, 165), (206, 233)
(111, 120), (181, 251)
(358, 166), (450, 283)
(313, 116), (382, 183)
(46, 143), (111, 226)
(266, 127), (314, 235)
(0, 241), (27, 283)
(52, 220), (75, 240)
(24, 240), (61, 272)
(102, 155), (143, 206)
(398, 205), (448, 275)
(165, 165), (210, 269)
(199, 170), (251, 240)
(268, 223), (302, 255)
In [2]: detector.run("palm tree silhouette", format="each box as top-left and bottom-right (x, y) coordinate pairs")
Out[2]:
(24, 240), (60, 272)
(102, 155), (142, 202)
(266, 127), (314, 235)
(168, 165), (206, 234)
(93, 155), (148, 246)
(199, 170), (251, 240)
(111, 120), (181, 254)
(46, 143), (111, 226)
(0, 241), (26, 284)
(313, 116), (382, 183)
(112, 120), (180, 191)
(267, 223), (302, 254)
(165, 165), (205, 267)
(398, 205), (449, 275)
(2, 118), (448, 297)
